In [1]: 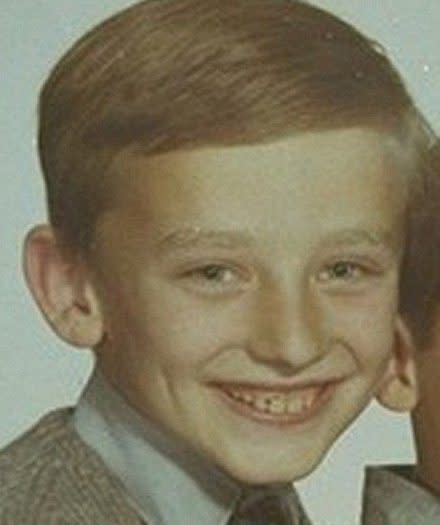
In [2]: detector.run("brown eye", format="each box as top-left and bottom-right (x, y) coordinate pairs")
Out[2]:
(189, 264), (238, 285)
(178, 263), (248, 296)
(317, 261), (363, 283)
(200, 265), (231, 281)
(331, 262), (356, 279)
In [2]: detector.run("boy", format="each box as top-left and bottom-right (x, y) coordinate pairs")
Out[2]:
(362, 142), (440, 525)
(0, 1), (431, 523)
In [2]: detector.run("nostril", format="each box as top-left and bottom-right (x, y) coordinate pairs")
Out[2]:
(249, 338), (325, 375)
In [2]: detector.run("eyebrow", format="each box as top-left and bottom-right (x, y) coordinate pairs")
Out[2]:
(323, 228), (397, 249)
(155, 227), (397, 254)
(155, 228), (257, 252)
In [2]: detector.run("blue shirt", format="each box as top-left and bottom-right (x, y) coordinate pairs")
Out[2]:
(73, 367), (311, 525)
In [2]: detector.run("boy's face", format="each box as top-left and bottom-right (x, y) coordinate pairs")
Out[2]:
(91, 128), (406, 484)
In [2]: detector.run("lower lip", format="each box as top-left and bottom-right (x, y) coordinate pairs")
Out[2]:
(212, 383), (337, 427)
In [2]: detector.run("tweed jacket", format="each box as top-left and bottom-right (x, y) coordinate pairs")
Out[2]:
(0, 408), (313, 525)
(0, 409), (145, 525)
(361, 465), (440, 525)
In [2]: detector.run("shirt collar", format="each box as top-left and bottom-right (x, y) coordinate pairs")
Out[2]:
(72, 366), (241, 525)
(362, 465), (440, 525)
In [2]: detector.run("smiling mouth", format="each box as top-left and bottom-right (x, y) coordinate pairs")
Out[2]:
(214, 382), (335, 423)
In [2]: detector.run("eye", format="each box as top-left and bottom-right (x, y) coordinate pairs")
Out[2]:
(178, 262), (249, 295)
(316, 261), (364, 283)
(194, 264), (237, 284)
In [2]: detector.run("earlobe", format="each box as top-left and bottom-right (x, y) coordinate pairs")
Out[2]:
(376, 317), (419, 413)
(23, 224), (104, 348)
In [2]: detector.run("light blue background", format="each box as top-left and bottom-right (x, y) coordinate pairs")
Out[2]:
(1, 2), (439, 524)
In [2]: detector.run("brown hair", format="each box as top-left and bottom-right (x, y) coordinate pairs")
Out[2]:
(38, 0), (430, 253)
(401, 141), (440, 348)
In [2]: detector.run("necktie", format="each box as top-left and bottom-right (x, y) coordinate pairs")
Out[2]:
(228, 486), (300, 525)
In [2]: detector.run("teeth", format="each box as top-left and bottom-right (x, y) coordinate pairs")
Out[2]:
(304, 393), (315, 410)
(255, 397), (269, 412)
(224, 387), (321, 416)
(269, 398), (285, 415)
(242, 393), (254, 404)
(287, 397), (302, 414)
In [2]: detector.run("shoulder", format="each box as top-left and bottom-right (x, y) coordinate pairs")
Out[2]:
(361, 465), (440, 525)
(0, 408), (145, 525)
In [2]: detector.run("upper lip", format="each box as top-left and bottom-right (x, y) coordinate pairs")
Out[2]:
(209, 349), (357, 391)
(210, 376), (347, 393)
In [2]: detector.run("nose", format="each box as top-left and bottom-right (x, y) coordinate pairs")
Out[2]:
(248, 274), (324, 371)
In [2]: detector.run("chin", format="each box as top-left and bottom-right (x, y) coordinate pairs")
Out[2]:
(222, 455), (320, 486)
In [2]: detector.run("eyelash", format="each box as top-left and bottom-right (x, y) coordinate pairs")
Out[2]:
(176, 257), (384, 296)
(316, 259), (380, 284)
(179, 263), (248, 293)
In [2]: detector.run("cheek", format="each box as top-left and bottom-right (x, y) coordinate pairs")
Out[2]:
(123, 283), (244, 372)
(154, 276), (253, 327)
(320, 289), (397, 365)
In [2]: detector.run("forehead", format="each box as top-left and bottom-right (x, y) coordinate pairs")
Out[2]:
(99, 128), (407, 250)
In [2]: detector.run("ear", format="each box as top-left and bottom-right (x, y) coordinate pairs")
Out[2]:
(376, 317), (419, 412)
(23, 224), (104, 348)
